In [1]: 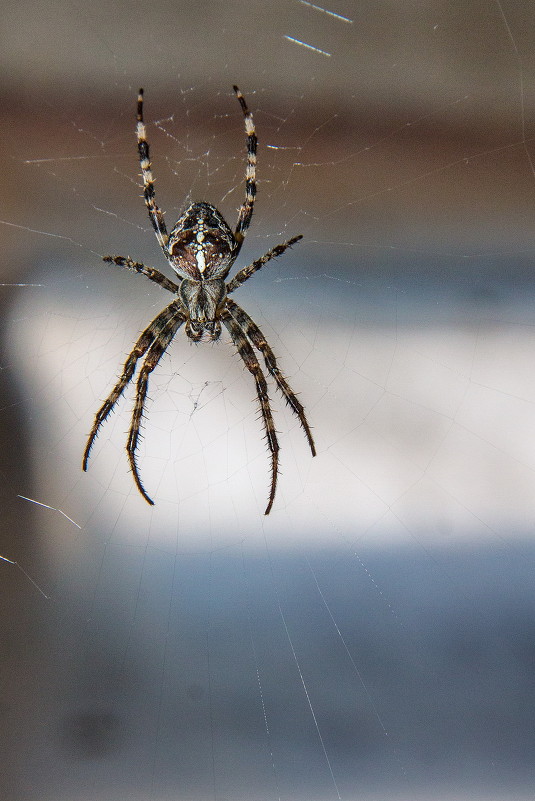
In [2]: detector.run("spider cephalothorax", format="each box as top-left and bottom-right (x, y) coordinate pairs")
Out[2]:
(83, 87), (315, 514)
(179, 277), (226, 342)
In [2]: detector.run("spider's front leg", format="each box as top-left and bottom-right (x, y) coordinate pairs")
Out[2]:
(82, 301), (183, 475)
(126, 312), (185, 504)
(222, 311), (279, 515)
(226, 299), (316, 457)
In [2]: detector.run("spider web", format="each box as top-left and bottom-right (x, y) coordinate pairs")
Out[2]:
(1, 1), (535, 799)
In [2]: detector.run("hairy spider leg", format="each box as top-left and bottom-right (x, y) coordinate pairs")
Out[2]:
(127, 312), (185, 504)
(226, 299), (316, 456)
(137, 88), (169, 253)
(82, 301), (184, 472)
(222, 311), (279, 515)
(232, 86), (257, 255)
(103, 256), (179, 294)
(226, 234), (302, 293)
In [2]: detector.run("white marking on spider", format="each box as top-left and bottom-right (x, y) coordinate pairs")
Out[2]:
(196, 247), (206, 272)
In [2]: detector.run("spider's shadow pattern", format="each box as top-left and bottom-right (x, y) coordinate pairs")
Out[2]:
(83, 87), (315, 514)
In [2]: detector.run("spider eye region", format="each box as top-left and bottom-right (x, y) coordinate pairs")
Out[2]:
(168, 201), (235, 280)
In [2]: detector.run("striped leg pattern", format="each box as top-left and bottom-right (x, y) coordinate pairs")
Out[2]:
(226, 235), (303, 293)
(222, 310), (279, 515)
(232, 86), (257, 253)
(226, 299), (315, 456)
(126, 312), (185, 504)
(103, 255), (179, 294)
(137, 88), (169, 253)
(82, 301), (184, 473)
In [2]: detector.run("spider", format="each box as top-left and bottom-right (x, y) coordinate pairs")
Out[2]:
(83, 86), (316, 514)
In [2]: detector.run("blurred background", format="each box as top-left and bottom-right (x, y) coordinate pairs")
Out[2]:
(1, 1), (535, 799)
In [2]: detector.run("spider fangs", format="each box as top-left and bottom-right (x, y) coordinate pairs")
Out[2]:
(83, 86), (316, 514)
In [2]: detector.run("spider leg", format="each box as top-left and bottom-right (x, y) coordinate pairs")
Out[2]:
(103, 255), (179, 294)
(82, 300), (183, 472)
(226, 235), (302, 294)
(226, 299), (316, 456)
(126, 312), (185, 505)
(222, 310), (279, 515)
(232, 86), (257, 256)
(137, 88), (170, 254)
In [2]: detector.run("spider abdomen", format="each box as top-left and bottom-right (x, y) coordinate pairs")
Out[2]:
(168, 202), (235, 280)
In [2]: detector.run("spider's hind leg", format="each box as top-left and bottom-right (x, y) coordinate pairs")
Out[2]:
(232, 86), (257, 254)
(136, 88), (170, 254)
